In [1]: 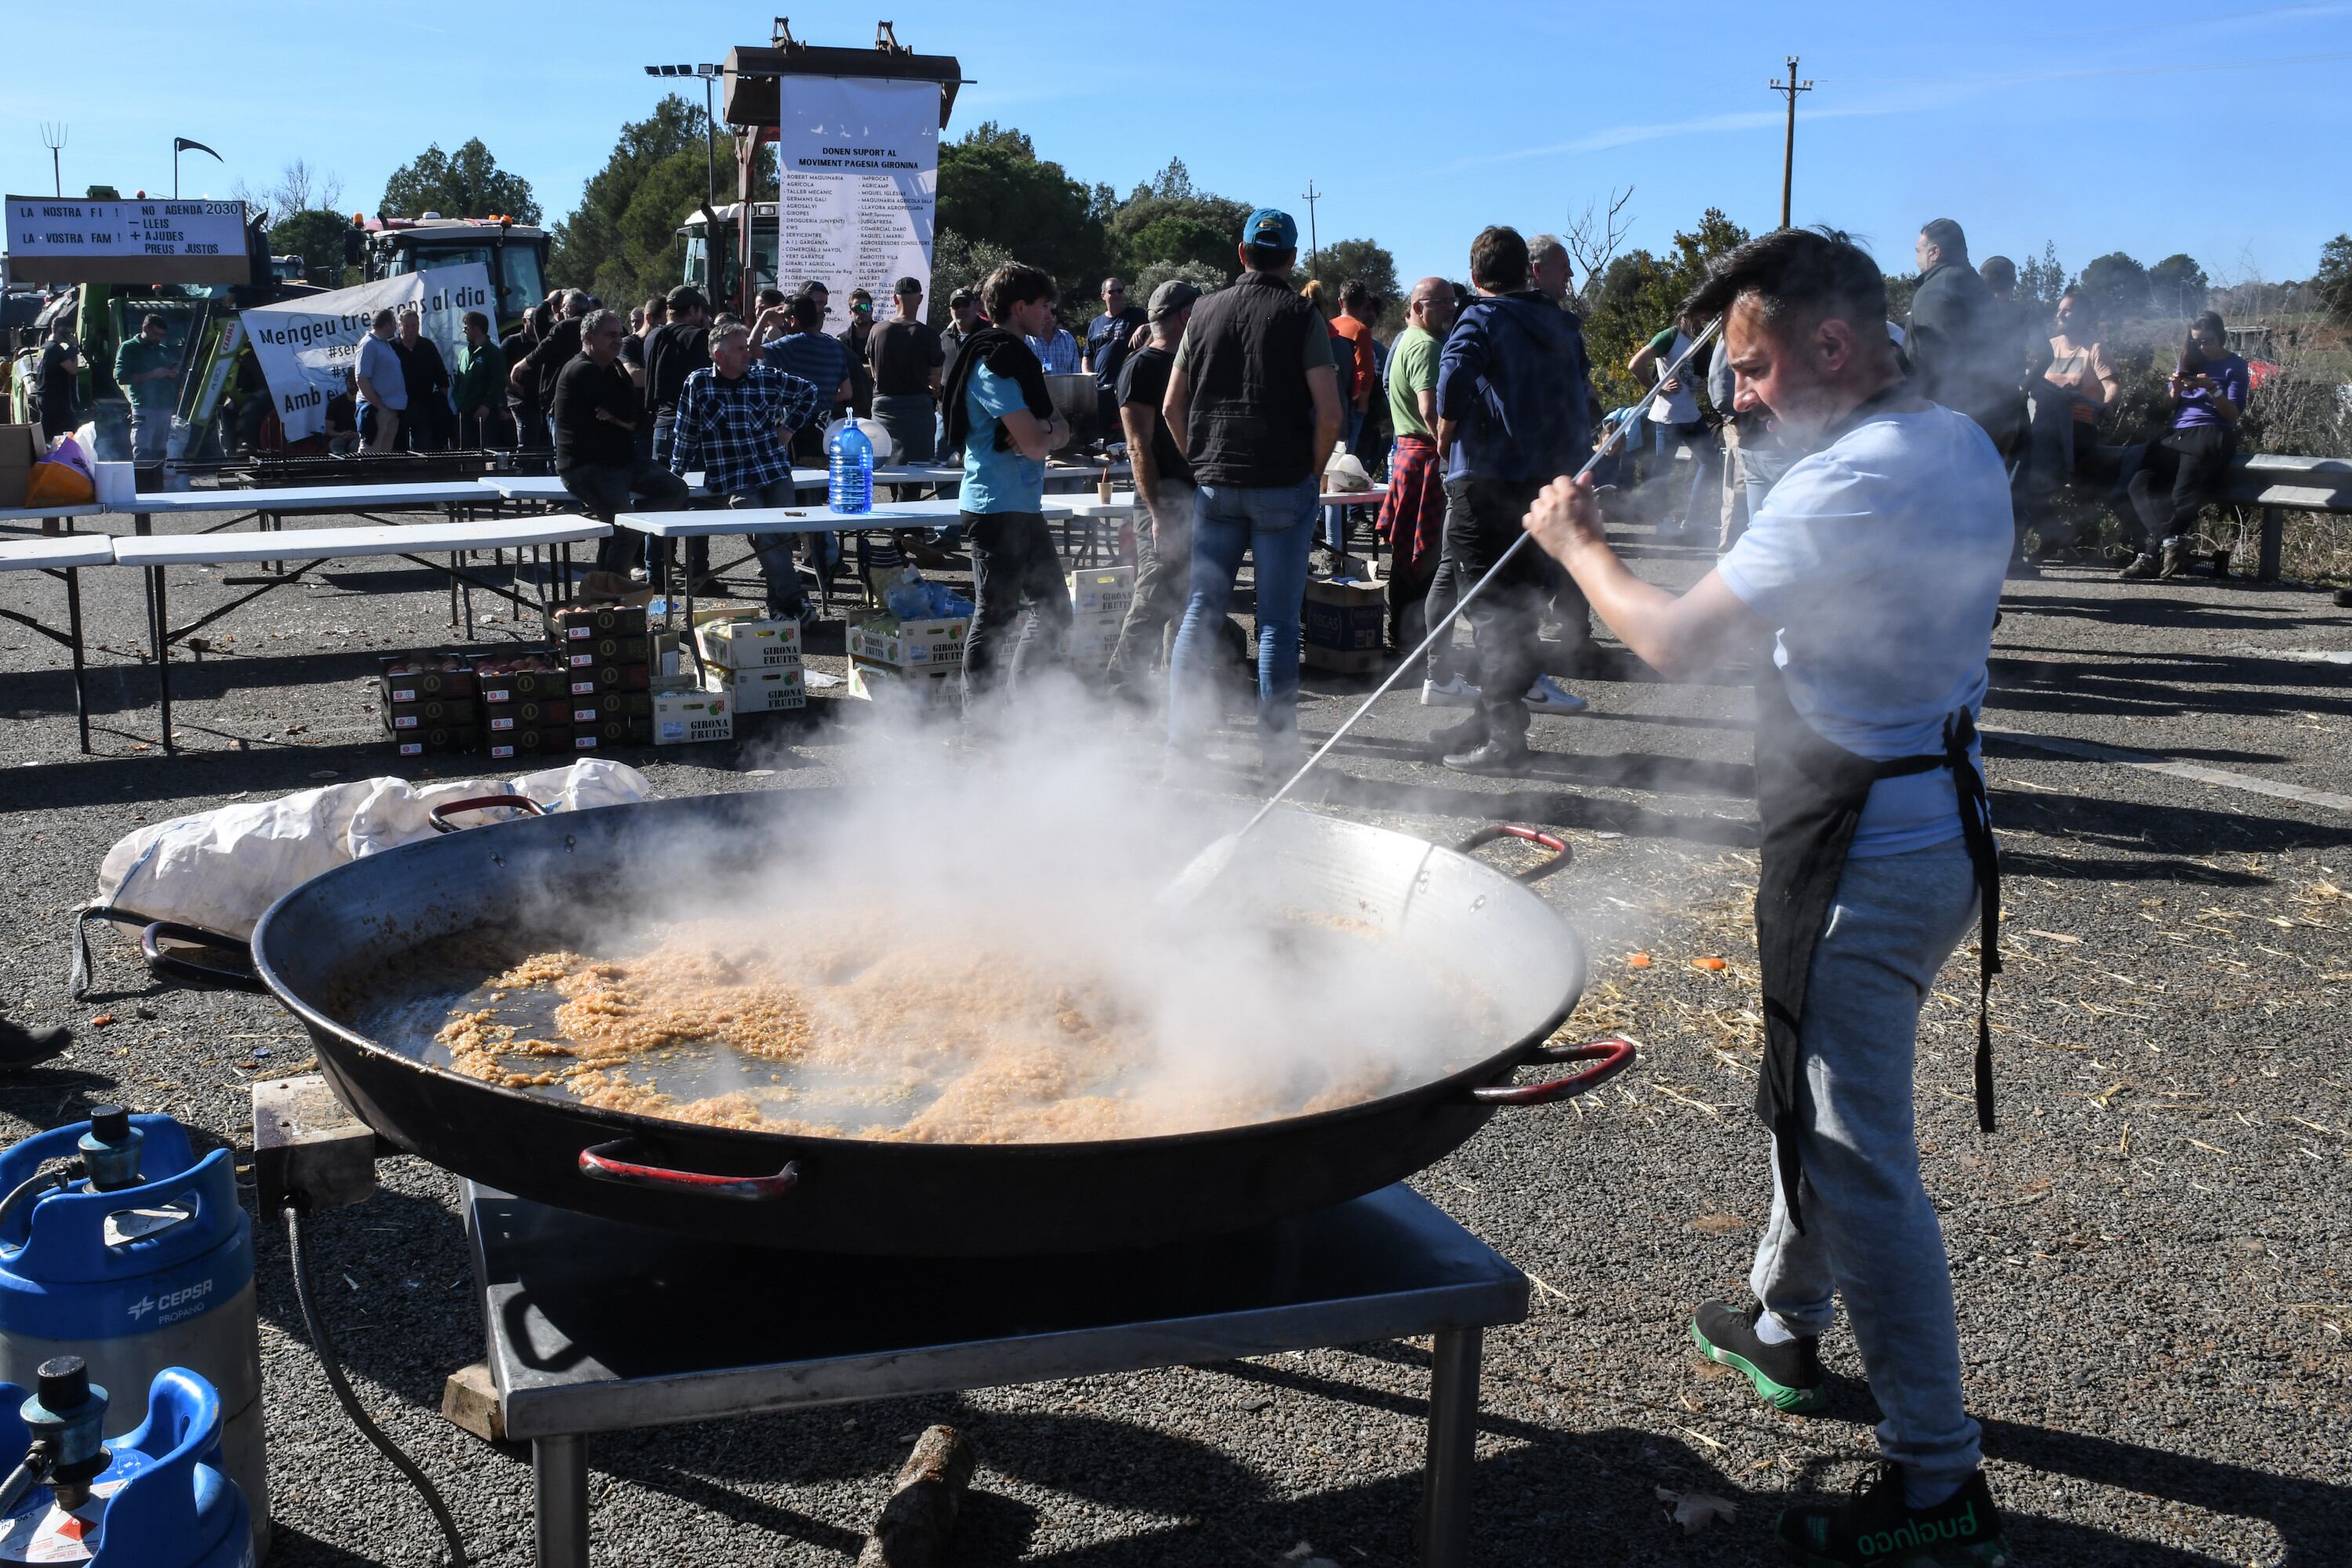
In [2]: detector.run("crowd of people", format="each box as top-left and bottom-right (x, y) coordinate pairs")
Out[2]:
(325, 207), (2258, 793)
(1610, 217), (2254, 584)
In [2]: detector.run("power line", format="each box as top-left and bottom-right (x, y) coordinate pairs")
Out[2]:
(1299, 179), (1320, 270)
(1767, 56), (1813, 231)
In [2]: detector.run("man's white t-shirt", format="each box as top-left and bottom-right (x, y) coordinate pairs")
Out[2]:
(1715, 401), (2012, 856)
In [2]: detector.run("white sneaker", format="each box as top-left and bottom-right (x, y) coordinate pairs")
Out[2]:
(1523, 674), (1588, 713)
(1421, 674), (1481, 707)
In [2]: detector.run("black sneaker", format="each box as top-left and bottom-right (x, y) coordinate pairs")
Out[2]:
(2158, 540), (2193, 579)
(1779, 1462), (2011, 1566)
(2118, 552), (2160, 580)
(1425, 716), (1486, 759)
(1441, 739), (1534, 777)
(1692, 1301), (1827, 1414)
(0, 1016), (68, 1072)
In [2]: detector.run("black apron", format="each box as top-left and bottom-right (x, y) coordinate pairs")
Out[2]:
(1749, 405), (2003, 1233)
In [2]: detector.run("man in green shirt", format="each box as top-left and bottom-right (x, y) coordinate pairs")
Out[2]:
(113, 314), (178, 465)
(1378, 277), (1454, 655)
(452, 310), (507, 448)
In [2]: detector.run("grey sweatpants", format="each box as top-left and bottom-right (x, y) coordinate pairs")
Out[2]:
(1749, 836), (1984, 1489)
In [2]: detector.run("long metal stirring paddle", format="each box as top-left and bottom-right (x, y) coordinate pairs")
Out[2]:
(1159, 314), (1726, 909)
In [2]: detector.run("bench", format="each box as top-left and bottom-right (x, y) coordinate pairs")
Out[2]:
(114, 481), (510, 542)
(111, 515), (611, 753)
(2222, 453), (2352, 581)
(0, 535), (111, 753)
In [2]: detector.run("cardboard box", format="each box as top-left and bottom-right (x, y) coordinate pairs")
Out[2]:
(706, 665), (807, 714)
(562, 636), (648, 667)
(1062, 618), (1122, 663)
(572, 717), (653, 746)
(652, 684), (733, 746)
(848, 614), (968, 672)
(1302, 644), (1384, 675)
(1304, 600), (1385, 652)
(550, 603), (649, 641)
(486, 725), (574, 760)
(846, 658), (959, 709)
(566, 662), (651, 695)
(473, 652), (567, 702)
(1067, 565), (1136, 618)
(695, 608), (804, 670)
(389, 724), (478, 756)
(485, 699), (572, 731)
(567, 691), (653, 724)
(0, 425), (38, 509)
(379, 653), (477, 702)
(385, 696), (471, 730)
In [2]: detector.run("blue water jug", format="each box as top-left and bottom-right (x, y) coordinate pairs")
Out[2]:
(0, 1111), (265, 1560)
(829, 421), (873, 514)
(0, 1364), (252, 1566)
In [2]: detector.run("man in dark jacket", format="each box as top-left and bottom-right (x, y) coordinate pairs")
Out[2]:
(1906, 220), (2020, 452)
(390, 308), (450, 452)
(1425, 225), (1594, 776)
(1160, 209), (1345, 779)
(512, 289), (590, 448)
(554, 308), (688, 574)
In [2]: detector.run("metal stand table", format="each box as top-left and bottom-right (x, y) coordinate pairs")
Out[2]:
(466, 1181), (1526, 1568)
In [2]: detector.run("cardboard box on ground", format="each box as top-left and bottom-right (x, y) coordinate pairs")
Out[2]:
(0, 426), (40, 508)
(693, 604), (804, 670)
(1302, 577), (1385, 673)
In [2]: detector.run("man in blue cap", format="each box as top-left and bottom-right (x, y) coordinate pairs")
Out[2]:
(1160, 208), (1345, 780)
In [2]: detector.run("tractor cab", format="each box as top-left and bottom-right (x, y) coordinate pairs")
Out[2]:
(358, 215), (549, 336)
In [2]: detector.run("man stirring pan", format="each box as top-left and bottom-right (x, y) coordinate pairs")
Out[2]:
(1521, 229), (2013, 1566)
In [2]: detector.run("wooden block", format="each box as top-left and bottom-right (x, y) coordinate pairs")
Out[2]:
(251, 1075), (379, 1215)
(856, 1425), (975, 1567)
(440, 1362), (505, 1443)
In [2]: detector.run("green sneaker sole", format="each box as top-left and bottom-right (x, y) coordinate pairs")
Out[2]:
(1780, 1530), (2014, 1568)
(1690, 1319), (1828, 1414)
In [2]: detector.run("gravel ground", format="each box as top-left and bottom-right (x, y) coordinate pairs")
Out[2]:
(2, 511), (2349, 1566)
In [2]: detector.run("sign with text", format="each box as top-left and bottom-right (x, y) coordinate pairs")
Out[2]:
(775, 77), (940, 328)
(4, 196), (251, 285)
(241, 266), (495, 442)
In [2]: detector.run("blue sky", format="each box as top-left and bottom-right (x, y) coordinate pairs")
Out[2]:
(5, 1), (2347, 293)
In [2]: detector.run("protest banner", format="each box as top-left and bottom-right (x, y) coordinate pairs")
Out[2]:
(775, 78), (940, 321)
(241, 265), (494, 441)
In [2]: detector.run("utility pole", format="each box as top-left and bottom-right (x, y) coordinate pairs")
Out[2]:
(1767, 56), (1813, 230)
(1299, 180), (1320, 270)
(40, 124), (66, 198)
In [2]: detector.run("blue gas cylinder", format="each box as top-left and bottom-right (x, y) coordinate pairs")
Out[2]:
(0, 1112), (266, 1560)
(0, 1364), (251, 1566)
(829, 419), (874, 514)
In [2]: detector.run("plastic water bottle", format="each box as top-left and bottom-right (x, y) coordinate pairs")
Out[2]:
(828, 421), (873, 514)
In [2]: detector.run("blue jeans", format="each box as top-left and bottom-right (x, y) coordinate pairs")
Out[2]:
(1168, 476), (1318, 764)
(1748, 837), (1984, 1490)
(731, 477), (839, 614)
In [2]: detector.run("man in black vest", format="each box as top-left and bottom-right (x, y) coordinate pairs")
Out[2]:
(1160, 208), (1344, 779)
(1522, 228), (2013, 1567)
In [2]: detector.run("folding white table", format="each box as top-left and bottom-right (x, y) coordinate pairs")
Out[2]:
(0, 504), (105, 534)
(111, 515), (611, 752)
(614, 498), (1091, 644)
(477, 474), (715, 505)
(0, 535), (111, 753)
(117, 481), (503, 539)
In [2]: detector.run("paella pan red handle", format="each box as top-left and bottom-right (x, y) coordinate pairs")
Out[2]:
(1453, 825), (1573, 884)
(577, 1139), (801, 1201)
(1469, 1036), (1635, 1105)
(427, 794), (548, 835)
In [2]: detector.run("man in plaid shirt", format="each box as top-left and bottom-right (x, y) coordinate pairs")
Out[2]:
(670, 321), (828, 619)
